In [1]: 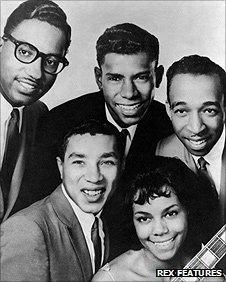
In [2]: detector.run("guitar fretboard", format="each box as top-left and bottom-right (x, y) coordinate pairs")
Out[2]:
(171, 224), (226, 282)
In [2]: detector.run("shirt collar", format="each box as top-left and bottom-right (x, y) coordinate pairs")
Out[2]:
(61, 184), (101, 234)
(1, 93), (25, 132)
(105, 103), (137, 140)
(193, 126), (225, 164)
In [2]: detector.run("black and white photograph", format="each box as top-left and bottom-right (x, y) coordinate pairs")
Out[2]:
(0, 0), (225, 281)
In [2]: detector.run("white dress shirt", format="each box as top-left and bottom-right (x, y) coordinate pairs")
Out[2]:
(61, 184), (105, 274)
(0, 94), (24, 168)
(192, 127), (225, 194)
(105, 104), (137, 157)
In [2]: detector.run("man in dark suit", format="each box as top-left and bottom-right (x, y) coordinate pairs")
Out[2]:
(1, 120), (122, 281)
(0, 0), (71, 222)
(35, 23), (173, 258)
(156, 54), (226, 229)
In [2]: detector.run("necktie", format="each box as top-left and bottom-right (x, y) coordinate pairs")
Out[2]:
(91, 217), (102, 272)
(197, 157), (218, 199)
(120, 129), (129, 155)
(1, 109), (20, 207)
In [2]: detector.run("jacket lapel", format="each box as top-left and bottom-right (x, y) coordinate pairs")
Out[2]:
(51, 186), (93, 281)
(102, 217), (109, 265)
(2, 109), (27, 221)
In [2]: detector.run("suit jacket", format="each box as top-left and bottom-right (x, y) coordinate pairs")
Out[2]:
(0, 185), (109, 282)
(0, 100), (48, 222)
(30, 91), (173, 259)
(156, 131), (226, 226)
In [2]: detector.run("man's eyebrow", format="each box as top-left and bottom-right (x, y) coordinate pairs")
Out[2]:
(101, 152), (118, 159)
(67, 152), (118, 159)
(171, 101), (187, 108)
(202, 101), (221, 107)
(134, 70), (150, 76)
(106, 72), (124, 77)
(68, 153), (85, 159)
(171, 101), (221, 109)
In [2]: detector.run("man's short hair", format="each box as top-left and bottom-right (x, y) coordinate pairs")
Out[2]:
(58, 119), (123, 161)
(166, 54), (226, 106)
(4, 0), (71, 52)
(96, 23), (159, 67)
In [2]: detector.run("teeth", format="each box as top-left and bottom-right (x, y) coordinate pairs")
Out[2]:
(117, 103), (140, 110)
(83, 189), (102, 196)
(154, 238), (174, 247)
(189, 140), (206, 146)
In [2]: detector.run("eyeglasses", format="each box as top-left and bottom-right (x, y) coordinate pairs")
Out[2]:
(2, 33), (69, 75)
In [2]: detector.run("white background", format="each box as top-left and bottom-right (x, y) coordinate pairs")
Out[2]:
(1, 0), (225, 109)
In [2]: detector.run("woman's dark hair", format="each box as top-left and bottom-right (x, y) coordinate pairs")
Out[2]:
(128, 157), (199, 215)
(127, 156), (217, 255)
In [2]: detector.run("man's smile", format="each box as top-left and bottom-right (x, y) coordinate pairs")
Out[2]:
(81, 187), (106, 202)
(185, 137), (209, 150)
(16, 77), (40, 93)
(115, 101), (145, 115)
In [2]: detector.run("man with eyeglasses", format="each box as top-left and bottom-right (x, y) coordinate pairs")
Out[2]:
(0, 0), (71, 223)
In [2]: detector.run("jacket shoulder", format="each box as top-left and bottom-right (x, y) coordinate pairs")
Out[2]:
(49, 91), (103, 115)
(156, 134), (185, 156)
(24, 100), (49, 122)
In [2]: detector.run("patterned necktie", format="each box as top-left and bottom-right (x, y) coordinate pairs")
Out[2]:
(1, 109), (20, 207)
(91, 217), (102, 272)
(197, 157), (218, 199)
(120, 129), (129, 155)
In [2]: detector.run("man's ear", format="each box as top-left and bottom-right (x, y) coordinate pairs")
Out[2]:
(56, 157), (63, 179)
(155, 65), (164, 88)
(94, 66), (103, 90)
(165, 100), (172, 120)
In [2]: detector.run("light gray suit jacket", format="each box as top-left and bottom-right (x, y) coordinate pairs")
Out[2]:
(0, 100), (48, 222)
(0, 185), (109, 281)
(156, 130), (226, 224)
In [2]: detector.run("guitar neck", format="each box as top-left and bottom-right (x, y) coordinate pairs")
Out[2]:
(171, 224), (226, 282)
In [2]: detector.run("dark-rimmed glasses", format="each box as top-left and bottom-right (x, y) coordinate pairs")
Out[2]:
(2, 33), (69, 75)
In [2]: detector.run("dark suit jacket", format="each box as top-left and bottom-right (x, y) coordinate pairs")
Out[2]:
(0, 185), (109, 282)
(31, 91), (173, 259)
(0, 100), (48, 222)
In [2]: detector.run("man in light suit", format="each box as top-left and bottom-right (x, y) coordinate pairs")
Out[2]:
(34, 23), (173, 258)
(1, 120), (123, 281)
(0, 0), (71, 222)
(156, 55), (226, 230)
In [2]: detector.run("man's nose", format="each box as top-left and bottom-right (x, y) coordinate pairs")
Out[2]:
(120, 80), (138, 99)
(187, 112), (205, 134)
(85, 165), (103, 183)
(25, 57), (42, 80)
(152, 219), (169, 236)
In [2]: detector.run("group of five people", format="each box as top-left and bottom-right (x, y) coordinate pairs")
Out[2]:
(0, 0), (225, 281)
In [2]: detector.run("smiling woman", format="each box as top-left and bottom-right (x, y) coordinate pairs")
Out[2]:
(92, 156), (223, 282)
